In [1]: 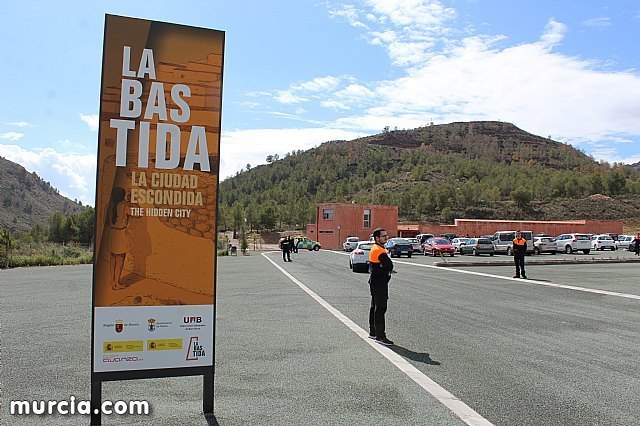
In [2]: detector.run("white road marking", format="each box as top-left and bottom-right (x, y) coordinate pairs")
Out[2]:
(332, 251), (640, 301)
(262, 252), (494, 426)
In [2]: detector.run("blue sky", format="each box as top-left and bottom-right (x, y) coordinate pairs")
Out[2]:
(1, 0), (639, 205)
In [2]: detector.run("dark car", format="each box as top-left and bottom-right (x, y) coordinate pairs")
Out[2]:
(384, 238), (413, 258)
(423, 237), (455, 257)
(629, 239), (639, 252)
(459, 238), (495, 256)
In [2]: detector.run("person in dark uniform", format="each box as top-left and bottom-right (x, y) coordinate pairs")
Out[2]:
(368, 228), (394, 345)
(634, 233), (640, 256)
(512, 231), (527, 279)
(281, 236), (291, 262)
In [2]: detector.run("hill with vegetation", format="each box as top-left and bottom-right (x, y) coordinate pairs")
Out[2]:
(218, 121), (640, 231)
(0, 156), (87, 232)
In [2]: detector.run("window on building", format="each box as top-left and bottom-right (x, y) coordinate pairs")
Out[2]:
(363, 209), (371, 228)
(323, 209), (334, 221)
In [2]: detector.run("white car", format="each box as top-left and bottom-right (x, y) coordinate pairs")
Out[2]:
(451, 238), (471, 253)
(615, 235), (634, 250)
(349, 241), (374, 272)
(533, 237), (557, 255)
(554, 233), (591, 254)
(343, 236), (360, 252)
(591, 234), (616, 251)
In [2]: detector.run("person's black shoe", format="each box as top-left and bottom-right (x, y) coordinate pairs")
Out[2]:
(522, 275), (527, 279)
(513, 275), (520, 278)
(376, 337), (394, 346)
(368, 334), (376, 339)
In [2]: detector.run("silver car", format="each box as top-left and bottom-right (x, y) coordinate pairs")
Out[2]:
(615, 235), (633, 250)
(451, 238), (471, 253)
(349, 241), (374, 272)
(407, 237), (422, 253)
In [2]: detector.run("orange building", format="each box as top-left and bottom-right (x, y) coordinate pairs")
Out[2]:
(306, 203), (398, 249)
(306, 203), (623, 249)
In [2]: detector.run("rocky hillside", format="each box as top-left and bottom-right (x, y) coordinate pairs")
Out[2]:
(218, 121), (640, 229)
(0, 156), (85, 231)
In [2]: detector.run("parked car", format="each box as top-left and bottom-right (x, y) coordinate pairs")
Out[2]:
(349, 241), (373, 272)
(416, 233), (434, 246)
(451, 237), (471, 253)
(459, 238), (495, 256)
(423, 237), (455, 257)
(591, 234), (616, 251)
(440, 233), (457, 241)
(615, 235), (634, 250)
(407, 237), (422, 253)
(554, 233), (591, 254)
(629, 239), (639, 252)
(604, 233), (619, 242)
(533, 236), (557, 255)
(491, 231), (534, 255)
(385, 238), (413, 258)
(297, 237), (321, 251)
(342, 236), (360, 252)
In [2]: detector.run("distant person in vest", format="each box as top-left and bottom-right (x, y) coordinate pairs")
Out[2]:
(368, 228), (395, 345)
(634, 233), (640, 256)
(281, 235), (292, 262)
(512, 230), (527, 279)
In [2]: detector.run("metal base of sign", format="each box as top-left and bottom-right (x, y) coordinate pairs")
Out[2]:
(91, 366), (214, 425)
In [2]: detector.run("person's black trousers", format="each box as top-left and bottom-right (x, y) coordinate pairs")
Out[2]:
(282, 249), (291, 262)
(514, 254), (525, 277)
(369, 277), (389, 338)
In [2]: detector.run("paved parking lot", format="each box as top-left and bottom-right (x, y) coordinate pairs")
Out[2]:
(2, 251), (640, 425)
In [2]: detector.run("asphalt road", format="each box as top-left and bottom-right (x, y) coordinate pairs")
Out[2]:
(1, 249), (639, 425)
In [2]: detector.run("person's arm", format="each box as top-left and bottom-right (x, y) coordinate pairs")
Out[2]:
(378, 252), (393, 272)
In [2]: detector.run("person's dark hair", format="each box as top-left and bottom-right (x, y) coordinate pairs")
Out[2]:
(110, 187), (126, 225)
(373, 228), (386, 238)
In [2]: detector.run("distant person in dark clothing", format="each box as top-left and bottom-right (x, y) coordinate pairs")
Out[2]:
(635, 233), (640, 256)
(512, 231), (527, 279)
(281, 236), (292, 262)
(368, 228), (394, 345)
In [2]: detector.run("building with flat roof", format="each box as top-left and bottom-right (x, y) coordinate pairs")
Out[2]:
(306, 203), (398, 250)
(305, 204), (624, 248)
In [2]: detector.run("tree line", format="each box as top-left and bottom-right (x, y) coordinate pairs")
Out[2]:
(218, 129), (640, 228)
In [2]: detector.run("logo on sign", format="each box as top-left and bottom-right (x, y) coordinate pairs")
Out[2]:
(115, 320), (124, 333)
(186, 337), (205, 361)
(148, 318), (156, 332)
(183, 316), (202, 324)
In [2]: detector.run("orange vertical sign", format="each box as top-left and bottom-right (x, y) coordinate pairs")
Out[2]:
(92, 15), (223, 373)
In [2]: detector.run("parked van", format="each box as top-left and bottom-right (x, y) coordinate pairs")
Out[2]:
(491, 231), (534, 255)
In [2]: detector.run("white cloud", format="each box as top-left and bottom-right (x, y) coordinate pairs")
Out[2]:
(292, 76), (341, 92)
(582, 17), (611, 28)
(275, 90), (308, 104)
(78, 113), (99, 132)
(0, 143), (96, 205)
(0, 132), (25, 141)
(219, 128), (366, 180)
(364, 0), (456, 30)
(6, 122), (34, 128)
(319, 7), (640, 163)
